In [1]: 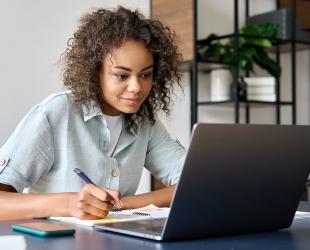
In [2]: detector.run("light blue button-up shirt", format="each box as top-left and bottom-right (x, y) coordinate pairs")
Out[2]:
(0, 91), (186, 195)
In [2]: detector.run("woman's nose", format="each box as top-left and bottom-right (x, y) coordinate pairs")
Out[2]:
(127, 77), (141, 93)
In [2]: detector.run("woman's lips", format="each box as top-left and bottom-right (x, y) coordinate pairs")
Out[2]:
(120, 97), (143, 106)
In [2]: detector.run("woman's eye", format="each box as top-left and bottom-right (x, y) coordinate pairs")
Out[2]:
(114, 74), (128, 80)
(141, 72), (153, 78)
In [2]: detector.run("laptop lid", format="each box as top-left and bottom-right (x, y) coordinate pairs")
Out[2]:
(97, 124), (310, 241)
(163, 124), (310, 240)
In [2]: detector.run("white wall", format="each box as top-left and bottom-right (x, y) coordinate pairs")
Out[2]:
(0, 0), (151, 193)
(0, 0), (149, 144)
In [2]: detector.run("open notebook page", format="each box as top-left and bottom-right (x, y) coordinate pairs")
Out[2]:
(110, 204), (170, 218)
(49, 204), (170, 227)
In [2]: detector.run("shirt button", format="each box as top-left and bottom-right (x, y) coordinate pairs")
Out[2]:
(111, 169), (119, 177)
(0, 159), (6, 166)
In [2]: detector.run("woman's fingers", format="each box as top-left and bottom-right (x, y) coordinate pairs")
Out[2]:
(78, 191), (114, 211)
(103, 188), (123, 209)
(76, 201), (110, 219)
(82, 184), (113, 202)
(71, 184), (122, 219)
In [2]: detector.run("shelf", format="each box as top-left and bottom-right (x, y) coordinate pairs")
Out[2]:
(154, 0), (305, 125)
(197, 33), (310, 52)
(180, 60), (233, 72)
(197, 100), (293, 106)
(198, 33), (310, 46)
(180, 34), (310, 73)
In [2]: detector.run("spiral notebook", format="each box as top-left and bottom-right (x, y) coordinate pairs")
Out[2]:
(49, 204), (170, 227)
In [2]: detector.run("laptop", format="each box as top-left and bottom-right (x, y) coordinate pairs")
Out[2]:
(95, 124), (310, 241)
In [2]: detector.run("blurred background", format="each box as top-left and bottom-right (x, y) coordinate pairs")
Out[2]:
(0, 0), (309, 194)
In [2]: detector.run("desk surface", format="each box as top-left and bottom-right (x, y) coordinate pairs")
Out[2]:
(2, 202), (310, 250)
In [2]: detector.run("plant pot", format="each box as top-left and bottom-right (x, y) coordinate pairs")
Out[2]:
(210, 69), (232, 101)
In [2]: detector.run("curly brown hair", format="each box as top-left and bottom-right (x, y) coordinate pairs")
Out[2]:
(62, 6), (182, 130)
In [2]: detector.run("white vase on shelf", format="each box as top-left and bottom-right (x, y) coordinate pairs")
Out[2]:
(210, 69), (232, 101)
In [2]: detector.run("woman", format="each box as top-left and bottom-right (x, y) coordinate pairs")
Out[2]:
(0, 6), (185, 220)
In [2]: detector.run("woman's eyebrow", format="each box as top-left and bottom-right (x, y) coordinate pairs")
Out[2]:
(113, 66), (132, 72)
(113, 65), (154, 72)
(141, 65), (154, 71)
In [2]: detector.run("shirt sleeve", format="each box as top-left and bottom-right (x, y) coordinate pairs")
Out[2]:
(144, 119), (186, 186)
(0, 106), (54, 192)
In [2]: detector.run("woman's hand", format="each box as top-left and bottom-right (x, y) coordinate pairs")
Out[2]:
(68, 184), (122, 220)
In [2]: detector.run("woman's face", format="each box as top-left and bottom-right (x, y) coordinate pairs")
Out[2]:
(99, 40), (154, 116)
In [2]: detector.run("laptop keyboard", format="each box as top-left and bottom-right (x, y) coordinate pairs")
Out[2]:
(127, 219), (165, 234)
(105, 218), (165, 235)
(137, 225), (163, 234)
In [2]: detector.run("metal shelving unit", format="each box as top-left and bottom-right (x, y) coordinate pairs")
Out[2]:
(190, 0), (309, 128)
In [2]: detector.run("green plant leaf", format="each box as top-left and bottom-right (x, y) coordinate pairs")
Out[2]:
(238, 45), (255, 72)
(202, 43), (223, 61)
(244, 38), (272, 48)
(239, 45), (255, 59)
(221, 44), (233, 64)
(239, 58), (248, 69)
(253, 47), (281, 79)
(199, 33), (220, 48)
(228, 37), (247, 49)
(242, 23), (278, 37)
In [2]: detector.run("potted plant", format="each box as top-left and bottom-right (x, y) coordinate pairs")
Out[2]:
(199, 23), (281, 101)
(199, 23), (281, 79)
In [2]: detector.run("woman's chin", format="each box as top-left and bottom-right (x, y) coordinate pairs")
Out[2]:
(120, 106), (141, 114)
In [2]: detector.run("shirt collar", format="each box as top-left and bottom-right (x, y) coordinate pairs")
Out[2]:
(81, 99), (137, 136)
(81, 100), (103, 122)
